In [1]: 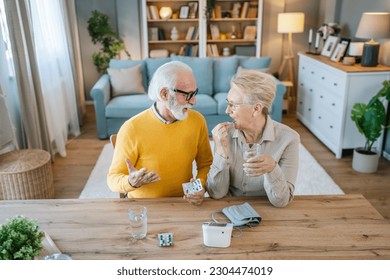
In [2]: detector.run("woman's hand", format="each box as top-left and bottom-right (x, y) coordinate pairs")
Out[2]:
(211, 122), (231, 158)
(243, 155), (277, 177)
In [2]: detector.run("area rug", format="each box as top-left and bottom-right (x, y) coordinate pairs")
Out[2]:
(79, 142), (344, 199)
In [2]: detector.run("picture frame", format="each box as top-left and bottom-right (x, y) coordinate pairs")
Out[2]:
(339, 38), (351, 58)
(321, 35), (339, 57)
(188, 2), (198, 19)
(179, 5), (189, 19)
(330, 43), (348, 62)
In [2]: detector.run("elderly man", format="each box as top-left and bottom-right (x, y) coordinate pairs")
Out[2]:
(108, 61), (212, 205)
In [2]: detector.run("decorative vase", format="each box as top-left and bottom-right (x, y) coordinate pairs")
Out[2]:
(170, 26), (179, 41)
(352, 148), (380, 173)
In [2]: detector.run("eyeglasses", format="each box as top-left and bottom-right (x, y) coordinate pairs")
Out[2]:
(226, 99), (252, 111)
(171, 88), (199, 101)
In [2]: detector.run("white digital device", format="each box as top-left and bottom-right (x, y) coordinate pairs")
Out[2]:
(202, 222), (233, 248)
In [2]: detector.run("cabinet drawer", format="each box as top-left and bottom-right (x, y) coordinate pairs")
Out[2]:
(315, 87), (343, 118)
(312, 108), (342, 147)
(299, 59), (345, 95)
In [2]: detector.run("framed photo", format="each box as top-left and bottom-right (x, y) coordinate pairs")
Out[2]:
(330, 43), (348, 62)
(188, 2), (198, 19)
(179, 5), (189, 19)
(321, 35), (339, 57)
(339, 38), (351, 58)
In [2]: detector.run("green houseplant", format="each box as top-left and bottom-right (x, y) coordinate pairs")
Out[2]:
(350, 80), (390, 172)
(87, 10), (130, 73)
(0, 215), (45, 260)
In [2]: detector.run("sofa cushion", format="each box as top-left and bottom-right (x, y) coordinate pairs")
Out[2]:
(107, 64), (145, 97)
(105, 95), (153, 118)
(213, 93), (229, 115)
(170, 55), (214, 95)
(237, 65), (269, 74)
(213, 57), (238, 93)
(192, 94), (217, 115)
(235, 55), (271, 70)
(109, 59), (148, 91)
(145, 57), (172, 87)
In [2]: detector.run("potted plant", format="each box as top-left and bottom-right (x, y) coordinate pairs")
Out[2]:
(0, 215), (45, 260)
(350, 80), (390, 173)
(87, 10), (131, 73)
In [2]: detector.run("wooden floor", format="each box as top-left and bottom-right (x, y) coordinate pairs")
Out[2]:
(52, 105), (390, 220)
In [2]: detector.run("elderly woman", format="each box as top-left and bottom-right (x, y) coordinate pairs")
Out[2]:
(207, 70), (300, 207)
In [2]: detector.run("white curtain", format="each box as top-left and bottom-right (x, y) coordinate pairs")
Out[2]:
(29, 0), (80, 156)
(2, 0), (82, 157)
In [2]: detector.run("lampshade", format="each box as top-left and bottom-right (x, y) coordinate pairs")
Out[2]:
(355, 12), (390, 40)
(277, 13), (305, 33)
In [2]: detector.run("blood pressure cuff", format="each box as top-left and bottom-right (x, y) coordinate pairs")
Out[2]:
(213, 202), (262, 227)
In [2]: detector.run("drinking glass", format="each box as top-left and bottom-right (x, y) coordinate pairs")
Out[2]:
(128, 205), (147, 239)
(243, 143), (261, 161)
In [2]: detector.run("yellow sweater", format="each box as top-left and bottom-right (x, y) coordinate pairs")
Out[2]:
(107, 108), (212, 198)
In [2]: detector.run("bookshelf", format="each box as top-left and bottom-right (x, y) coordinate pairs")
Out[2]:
(141, 0), (201, 58)
(206, 0), (263, 57)
(141, 0), (263, 58)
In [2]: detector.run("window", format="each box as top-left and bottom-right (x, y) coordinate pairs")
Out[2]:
(0, 0), (15, 77)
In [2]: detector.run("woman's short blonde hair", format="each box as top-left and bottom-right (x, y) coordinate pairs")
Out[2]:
(231, 70), (276, 115)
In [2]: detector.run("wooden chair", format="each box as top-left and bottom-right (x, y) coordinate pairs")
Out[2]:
(109, 134), (117, 148)
(109, 134), (126, 198)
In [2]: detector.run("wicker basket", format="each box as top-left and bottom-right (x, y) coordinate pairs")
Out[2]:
(0, 149), (54, 200)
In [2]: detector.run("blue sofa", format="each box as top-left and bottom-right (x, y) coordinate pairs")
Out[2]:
(90, 55), (286, 139)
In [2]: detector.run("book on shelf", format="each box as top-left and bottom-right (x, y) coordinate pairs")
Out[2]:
(247, 1), (258, 18)
(158, 28), (165, 40)
(146, 5), (151, 20)
(214, 5), (222, 18)
(240, 2), (249, 18)
(207, 44), (219, 57)
(210, 24), (220, 40)
(148, 27), (159, 41)
(188, 2), (198, 19)
(191, 26), (199, 40)
(149, 5), (160, 20)
(243, 25), (257, 40)
(186, 26), (195, 40)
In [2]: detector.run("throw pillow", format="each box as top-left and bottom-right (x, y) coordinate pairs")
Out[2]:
(236, 66), (270, 74)
(108, 64), (145, 97)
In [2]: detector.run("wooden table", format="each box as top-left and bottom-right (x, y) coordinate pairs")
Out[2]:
(0, 194), (389, 260)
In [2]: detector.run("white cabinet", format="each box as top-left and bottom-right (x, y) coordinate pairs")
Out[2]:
(297, 53), (390, 158)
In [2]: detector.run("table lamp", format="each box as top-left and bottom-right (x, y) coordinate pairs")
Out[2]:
(277, 12), (305, 105)
(355, 12), (390, 67)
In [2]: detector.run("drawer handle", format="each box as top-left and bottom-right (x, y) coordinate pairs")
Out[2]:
(333, 82), (338, 86)
(318, 116), (322, 119)
(332, 103), (335, 106)
(308, 108), (311, 111)
(300, 83), (303, 86)
(321, 77), (325, 80)
(330, 125), (333, 129)
(320, 95), (323, 98)
(309, 89), (313, 92)
(311, 71), (315, 74)
(302, 66), (305, 70)
(299, 101), (303, 104)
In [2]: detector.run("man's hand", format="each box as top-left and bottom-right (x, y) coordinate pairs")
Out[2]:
(126, 158), (160, 188)
(184, 188), (205, 206)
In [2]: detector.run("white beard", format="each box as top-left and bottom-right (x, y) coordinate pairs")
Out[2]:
(167, 94), (192, 120)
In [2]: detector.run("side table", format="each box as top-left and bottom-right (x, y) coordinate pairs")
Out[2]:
(0, 149), (54, 200)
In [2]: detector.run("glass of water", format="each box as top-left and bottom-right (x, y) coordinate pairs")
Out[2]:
(243, 143), (261, 161)
(128, 205), (147, 239)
